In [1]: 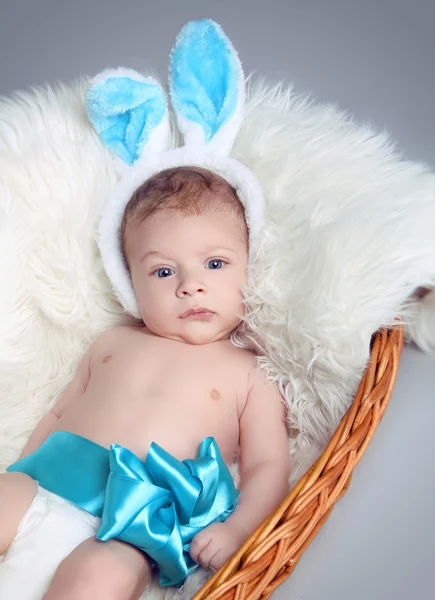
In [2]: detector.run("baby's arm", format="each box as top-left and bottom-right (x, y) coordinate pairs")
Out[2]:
(225, 368), (290, 533)
(190, 367), (290, 571)
(19, 345), (93, 458)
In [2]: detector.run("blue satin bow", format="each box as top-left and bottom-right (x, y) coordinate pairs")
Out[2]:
(7, 431), (239, 587)
(98, 438), (239, 587)
(7, 433), (238, 588)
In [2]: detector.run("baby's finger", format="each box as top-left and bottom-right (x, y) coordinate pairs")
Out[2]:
(208, 549), (225, 573)
(198, 542), (220, 569)
(189, 532), (212, 563)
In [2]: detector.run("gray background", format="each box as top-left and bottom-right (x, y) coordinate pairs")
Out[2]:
(1, 1), (434, 598)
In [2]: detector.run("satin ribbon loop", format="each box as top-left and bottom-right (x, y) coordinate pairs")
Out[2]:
(97, 437), (239, 587)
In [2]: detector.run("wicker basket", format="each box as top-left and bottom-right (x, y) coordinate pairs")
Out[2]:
(194, 323), (404, 600)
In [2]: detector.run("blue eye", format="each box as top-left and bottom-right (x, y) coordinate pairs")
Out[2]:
(206, 259), (225, 270)
(154, 267), (174, 278)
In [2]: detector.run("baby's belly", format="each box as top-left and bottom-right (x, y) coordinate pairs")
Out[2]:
(52, 390), (240, 465)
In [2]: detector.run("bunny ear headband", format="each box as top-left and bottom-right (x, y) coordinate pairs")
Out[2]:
(86, 19), (265, 318)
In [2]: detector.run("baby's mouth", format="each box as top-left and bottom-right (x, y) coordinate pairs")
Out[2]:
(181, 308), (214, 319)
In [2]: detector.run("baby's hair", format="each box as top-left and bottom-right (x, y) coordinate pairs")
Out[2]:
(121, 166), (248, 262)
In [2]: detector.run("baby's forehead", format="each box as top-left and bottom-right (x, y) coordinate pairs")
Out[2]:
(131, 200), (246, 232)
(127, 208), (247, 255)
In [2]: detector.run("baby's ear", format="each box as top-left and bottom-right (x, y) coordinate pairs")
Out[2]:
(169, 19), (245, 155)
(86, 68), (170, 167)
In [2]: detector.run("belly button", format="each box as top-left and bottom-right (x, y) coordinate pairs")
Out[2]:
(210, 389), (220, 401)
(102, 355), (113, 364)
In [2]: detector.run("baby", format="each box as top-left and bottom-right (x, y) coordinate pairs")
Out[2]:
(0, 166), (290, 600)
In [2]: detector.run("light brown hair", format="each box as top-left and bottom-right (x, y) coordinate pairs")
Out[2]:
(121, 166), (248, 262)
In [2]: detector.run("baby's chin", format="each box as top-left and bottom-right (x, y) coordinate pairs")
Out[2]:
(179, 331), (229, 345)
(171, 328), (231, 345)
(145, 322), (235, 345)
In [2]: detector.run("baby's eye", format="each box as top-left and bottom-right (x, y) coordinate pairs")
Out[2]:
(206, 259), (226, 270)
(153, 267), (174, 278)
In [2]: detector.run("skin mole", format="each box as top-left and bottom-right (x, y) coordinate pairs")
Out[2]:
(102, 355), (113, 364)
(210, 388), (220, 401)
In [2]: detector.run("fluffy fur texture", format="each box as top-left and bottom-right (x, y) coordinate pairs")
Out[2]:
(0, 76), (434, 598)
(234, 78), (435, 451)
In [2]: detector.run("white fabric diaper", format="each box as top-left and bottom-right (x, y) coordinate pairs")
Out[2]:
(0, 486), (100, 599)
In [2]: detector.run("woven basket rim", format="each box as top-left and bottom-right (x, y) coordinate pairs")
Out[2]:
(194, 323), (404, 600)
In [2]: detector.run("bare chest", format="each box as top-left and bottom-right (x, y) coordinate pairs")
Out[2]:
(57, 332), (250, 463)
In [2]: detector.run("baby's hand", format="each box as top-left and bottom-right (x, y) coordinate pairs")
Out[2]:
(189, 521), (248, 572)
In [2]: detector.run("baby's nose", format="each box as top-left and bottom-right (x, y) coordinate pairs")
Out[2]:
(179, 285), (205, 297)
(182, 287), (204, 296)
(176, 277), (206, 297)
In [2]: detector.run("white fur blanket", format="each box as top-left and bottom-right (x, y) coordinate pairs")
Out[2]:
(0, 76), (434, 598)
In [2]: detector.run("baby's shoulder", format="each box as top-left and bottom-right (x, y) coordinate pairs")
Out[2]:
(220, 342), (259, 378)
(88, 324), (145, 357)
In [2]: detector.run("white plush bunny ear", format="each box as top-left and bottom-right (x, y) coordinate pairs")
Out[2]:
(169, 19), (245, 154)
(86, 68), (170, 168)
(95, 22), (266, 320)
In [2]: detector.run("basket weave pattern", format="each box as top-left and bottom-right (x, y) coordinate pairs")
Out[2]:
(194, 324), (404, 600)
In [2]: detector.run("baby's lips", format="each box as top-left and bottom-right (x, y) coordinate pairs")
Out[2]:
(181, 308), (214, 318)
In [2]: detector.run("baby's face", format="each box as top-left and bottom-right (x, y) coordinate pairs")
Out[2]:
(126, 208), (248, 344)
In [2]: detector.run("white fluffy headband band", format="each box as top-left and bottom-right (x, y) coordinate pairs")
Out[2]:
(86, 19), (265, 318)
